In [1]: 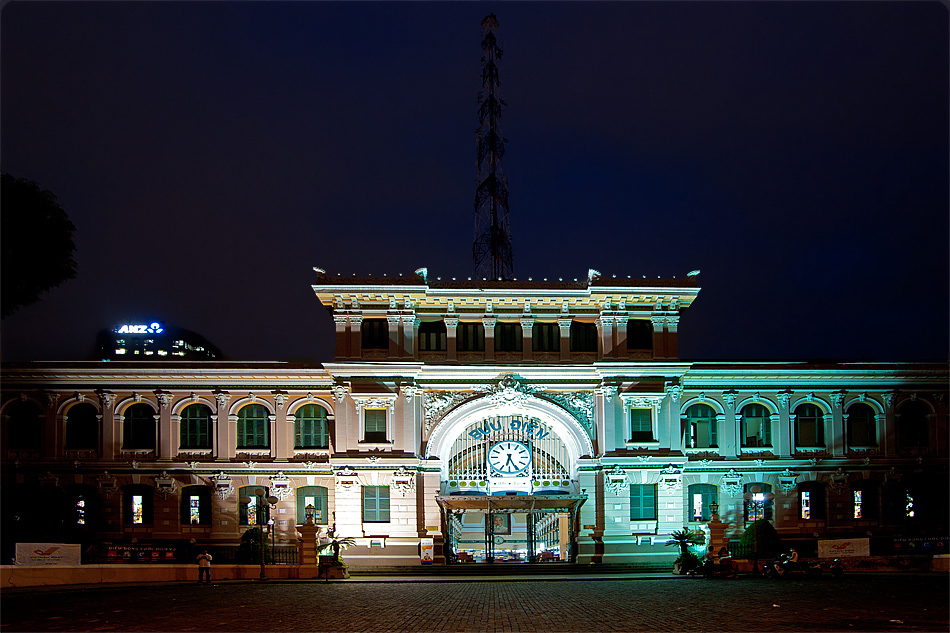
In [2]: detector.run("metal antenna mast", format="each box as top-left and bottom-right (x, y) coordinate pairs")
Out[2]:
(473, 14), (513, 281)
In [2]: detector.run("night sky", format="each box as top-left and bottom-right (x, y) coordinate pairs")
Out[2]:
(2, 2), (947, 364)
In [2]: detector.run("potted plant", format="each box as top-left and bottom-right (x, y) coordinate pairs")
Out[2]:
(666, 527), (705, 575)
(318, 525), (355, 579)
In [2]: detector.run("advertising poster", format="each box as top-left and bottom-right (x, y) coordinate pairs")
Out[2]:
(420, 538), (434, 564)
(15, 543), (82, 566)
(818, 537), (870, 558)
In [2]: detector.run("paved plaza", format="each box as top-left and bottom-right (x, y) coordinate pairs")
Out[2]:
(1, 574), (947, 632)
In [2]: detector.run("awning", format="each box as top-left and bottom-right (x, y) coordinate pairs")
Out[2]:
(436, 493), (586, 513)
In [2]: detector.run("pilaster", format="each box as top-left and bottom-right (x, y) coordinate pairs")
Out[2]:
(665, 316), (679, 359)
(520, 317), (534, 361)
(98, 391), (116, 461)
(830, 391), (846, 457)
(558, 317), (572, 362)
(650, 315), (666, 359)
(349, 315), (363, 360)
(155, 392), (173, 460)
(213, 391), (232, 461)
(722, 391), (739, 458)
(882, 391), (896, 455)
(776, 391), (792, 458)
(402, 315), (416, 358)
(482, 317), (496, 362)
(614, 316), (628, 358)
(444, 316), (459, 362)
(273, 392), (290, 460)
(334, 315), (350, 359)
(387, 314), (402, 359)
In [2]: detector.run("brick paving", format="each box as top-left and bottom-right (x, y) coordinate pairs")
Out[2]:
(1, 574), (947, 632)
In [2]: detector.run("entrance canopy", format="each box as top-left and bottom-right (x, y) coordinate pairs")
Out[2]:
(436, 494), (586, 514)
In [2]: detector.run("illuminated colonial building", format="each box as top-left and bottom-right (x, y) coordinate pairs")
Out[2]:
(1, 270), (947, 566)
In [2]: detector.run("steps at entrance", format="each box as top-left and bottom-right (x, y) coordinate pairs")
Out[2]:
(348, 562), (671, 576)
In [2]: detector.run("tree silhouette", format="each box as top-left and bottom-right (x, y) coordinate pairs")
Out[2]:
(1, 174), (78, 319)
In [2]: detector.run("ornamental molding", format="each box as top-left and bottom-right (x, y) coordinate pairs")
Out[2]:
(97, 390), (116, 411)
(155, 391), (173, 409)
(211, 471), (234, 500)
(153, 471), (177, 497)
(720, 469), (743, 497)
(390, 466), (416, 497)
(603, 465), (629, 495)
(332, 383), (351, 403)
(619, 394), (664, 409)
(213, 390), (231, 409)
(335, 466), (359, 490)
(666, 384), (683, 403)
(777, 469), (799, 495)
(273, 392), (288, 410)
(777, 390), (792, 409)
(44, 392), (60, 409)
(268, 472), (293, 500)
(882, 391), (896, 409)
(827, 470), (849, 495)
(596, 384), (618, 399)
(400, 384), (422, 399)
(352, 394), (397, 417)
(722, 391), (738, 408)
(478, 374), (537, 407)
(658, 465), (682, 491)
(97, 471), (118, 498)
(423, 391), (473, 434)
(831, 391), (847, 409)
(543, 390), (594, 434)
(38, 471), (59, 487)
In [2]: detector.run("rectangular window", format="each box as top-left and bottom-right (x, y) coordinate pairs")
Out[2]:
(569, 322), (598, 352)
(362, 486), (391, 523)
(853, 490), (863, 519)
(76, 498), (86, 525)
(532, 322), (560, 352)
(689, 419), (717, 448)
(364, 409), (387, 443)
(905, 492), (915, 518)
(629, 484), (657, 520)
(494, 322), (523, 352)
(132, 495), (144, 524)
(692, 494), (704, 522)
(457, 322), (485, 352)
(361, 319), (389, 349)
(246, 496), (259, 525)
(801, 491), (811, 520)
(747, 492), (767, 521)
(630, 409), (653, 442)
(189, 496), (201, 524)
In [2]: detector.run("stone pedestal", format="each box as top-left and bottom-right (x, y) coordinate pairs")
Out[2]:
(296, 522), (320, 579)
(707, 514), (727, 553)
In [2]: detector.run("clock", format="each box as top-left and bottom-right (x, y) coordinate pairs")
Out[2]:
(488, 441), (531, 475)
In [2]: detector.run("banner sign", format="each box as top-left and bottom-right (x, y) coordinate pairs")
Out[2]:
(103, 544), (177, 563)
(892, 537), (948, 554)
(818, 538), (870, 558)
(16, 543), (82, 566)
(420, 538), (434, 564)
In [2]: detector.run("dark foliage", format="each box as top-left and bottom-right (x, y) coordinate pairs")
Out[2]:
(1, 173), (78, 318)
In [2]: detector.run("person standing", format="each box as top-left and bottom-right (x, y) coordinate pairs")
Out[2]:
(196, 549), (212, 583)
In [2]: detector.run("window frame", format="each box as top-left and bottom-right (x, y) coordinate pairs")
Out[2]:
(897, 401), (930, 449)
(362, 408), (388, 444)
(628, 407), (655, 443)
(362, 485), (391, 523)
(179, 403), (212, 450)
(846, 402), (878, 448)
(569, 321), (598, 352)
(296, 485), (329, 525)
(740, 404), (772, 448)
(687, 483), (719, 522)
(627, 319), (653, 351)
(418, 320), (447, 352)
(531, 322), (560, 352)
(65, 403), (99, 451)
(5, 400), (43, 450)
(742, 482), (773, 522)
(629, 483), (657, 521)
(685, 403), (718, 449)
(798, 481), (826, 520)
(294, 404), (329, 449)
(237, 404), (270, 449)
(123, 484), (153, 525)
(238, 485), (270, 526)
(361, 318), (389, 350)
(180, 485), (212, 525)
(494, 321), (523, 352)
(793, 403), (825, 448)
(457, 322), (485, 352)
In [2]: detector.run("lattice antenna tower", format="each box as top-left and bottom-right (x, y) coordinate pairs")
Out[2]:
(473, 14), (514, 281)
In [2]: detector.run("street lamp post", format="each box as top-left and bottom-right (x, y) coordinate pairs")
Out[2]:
(239, 487), (279, 581)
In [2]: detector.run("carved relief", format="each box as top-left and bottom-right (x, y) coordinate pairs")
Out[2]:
(153, 471), (177, 497)
(332, 383), (351, 403)
(423, 391), (472, 434)
(390, 466), (416, 497)
(269, 472), (294, 500)
(211, 471), (234, 500)
(544, 390), (594, 433)
(720, 469), (743, 497)
(603, 465), (628, 495)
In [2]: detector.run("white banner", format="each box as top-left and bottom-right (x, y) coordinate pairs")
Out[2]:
(420, 538), (434, 564)
(15, 543), (82, 566)
(818, 538), (870, 558)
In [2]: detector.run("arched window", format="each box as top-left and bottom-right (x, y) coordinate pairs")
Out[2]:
(180, 485), (212, 525)
(794, 403), (824, 448)
(740, 404), (771, 448)
(798, 481), (825, 520)
(294, 404), (329, 449)
(180, 404), (212, 450)
(569, 321), (597, 352)
(685, 404), (718, 449)
(5, 400), (43, 450)
(65, 403), (98, 450)
(688, 483), (718, 522)
(296, 485), (329, 525)
(897, 401), (930, 449)
(66, 484), (97, 530)
(238, 485), (271, 526)
(852, 480), (878, 520)
(743, 482), (773, 522)
(418, 320), (446, 352)
(123, 484), (153, 524)
(627, 319), (653, 351)
(122, 403), (155, 450)
(237, 404), (269, 449)
(846, 403), (877, 448)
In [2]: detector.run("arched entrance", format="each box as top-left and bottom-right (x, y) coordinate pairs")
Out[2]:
(426, 386), (591, 563)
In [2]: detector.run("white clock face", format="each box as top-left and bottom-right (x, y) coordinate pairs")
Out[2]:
(488, 441), (531, 475)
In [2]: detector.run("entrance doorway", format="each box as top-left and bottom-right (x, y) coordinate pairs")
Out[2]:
(437, 494), (585, 563)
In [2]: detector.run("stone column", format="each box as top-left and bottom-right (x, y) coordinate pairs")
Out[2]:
(830, 391), (846, 457)
(273, 393), (290, 460)
(482, 317), (496, 362)
(44, 393), (60, 460)
(97, 391), (116, 461)
(444, 316), (459, 362)
(402, 315), (416, 358)
(213, 391), (232, 461)
(387, 314), (402, 359)
(776, 391), (792, 458)
(882, 391), (896, 456)
(156, 392), (173, 460)
(520, 316), (534, 362)
(614, 316), (628, 358)
(349, 315), (363, 360)
(558, 317), (572, 362)
(666, 385), (684, 452)
(651, 315), (666, 359)
(334, 315), (349, 359)
(268, 412), (278, 459)
(722, 392), (739, 458)
(665, 316), (679, 360)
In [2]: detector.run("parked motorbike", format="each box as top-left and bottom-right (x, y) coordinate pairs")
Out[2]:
(702, 557), (739, 579)
(763, 554), (824, 578)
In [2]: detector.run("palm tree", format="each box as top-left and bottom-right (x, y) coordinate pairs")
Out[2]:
(318, 526), (356, 565)
(665, 527), (705, 574)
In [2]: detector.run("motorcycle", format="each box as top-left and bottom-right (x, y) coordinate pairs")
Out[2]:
(702, 556), (739, 579)
(763, 554), (825, 578)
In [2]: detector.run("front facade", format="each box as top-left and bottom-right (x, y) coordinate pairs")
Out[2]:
(2, 271), (947, 566)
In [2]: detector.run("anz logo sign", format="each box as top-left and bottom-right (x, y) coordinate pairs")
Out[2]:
(115, 322), (164, 335)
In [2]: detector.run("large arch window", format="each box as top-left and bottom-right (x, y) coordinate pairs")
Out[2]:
(180, 404), (212, 449)
(122, 403), (156, 450)
(897, 400), (930, 449)
(65, 403), (98, 450)
(794, 403), (824, 448)
(237, 404), (270, 449)
(688, 483), (718, 522)
(295, 404), (329, 449)
(418, 320), (447, 352)
(852, 480), (878, 520)
(685, 404), (718, 449)
(238, 485), (271, 525)
(4, 400), (43, 450)
(296, 485), (329, 525)
(846, 403), (877, 448)
(740, 404), (772, 448)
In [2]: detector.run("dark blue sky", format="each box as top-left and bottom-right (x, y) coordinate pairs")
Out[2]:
(2, 2), (947, 363)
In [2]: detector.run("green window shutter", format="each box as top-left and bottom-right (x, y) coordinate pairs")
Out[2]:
(295, 405), (329, 449)
(238, 404), (270, 448)
(629, 484), (656, 520)
(363, 486), (390, 522)
(364, 409), (387, 442)
(296, 486), (329, 524)
(630, 409), (653, 441)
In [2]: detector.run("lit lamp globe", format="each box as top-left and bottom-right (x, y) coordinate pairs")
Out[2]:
(305, 503), (315, 525)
